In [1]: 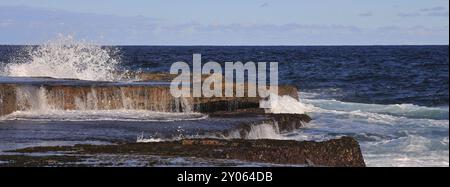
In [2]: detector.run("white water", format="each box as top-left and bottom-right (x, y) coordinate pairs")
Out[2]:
(0, 110), (207, 122)
(135, 121), (289, 143)
(245, 123), (285, 139)
(267, 92), (449, 167)
(261, 93), (313, 114)
(9, 84), (191, 112)
(219, 123), (286, 140)
(133, 92), (448, 167)
(2, 84), (203, 122)
(304, 99), (448, 120)
(137, 132), (164, 143)
(2, 35), (124, 81)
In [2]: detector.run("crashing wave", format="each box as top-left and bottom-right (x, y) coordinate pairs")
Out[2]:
(3, 35), (124, 81)
(260, 93), (315, 114)
(302, 97), (449, 120)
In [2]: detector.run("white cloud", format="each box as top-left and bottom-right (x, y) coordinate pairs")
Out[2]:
(0, 6), (448, 45)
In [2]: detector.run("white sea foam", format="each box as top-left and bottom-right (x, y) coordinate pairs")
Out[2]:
(281, 92), (449, 167)
(224, 123), (286, 140)
(363, 151), (449, 167)
(0, 110), (207, 122)
(245, 123), (285, 139)
(253, 90), (449, 166)
(136, 138), (165, 143)
(261, 93), (316, 114)
(137, 132), (165, 143)
(362, 134), (449, 167)
(302, 98), (449, 120)
(3, 35), (124, 81)
(441, 137), (449, 145)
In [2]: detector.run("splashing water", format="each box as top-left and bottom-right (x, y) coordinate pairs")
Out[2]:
(261, 93), (315, 114)
(255, 91), (449, 166)
(3, 35), (124, 81)
(276, 92), (449, 167)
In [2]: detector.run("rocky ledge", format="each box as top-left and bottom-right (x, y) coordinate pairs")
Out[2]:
(0, 75), (299, 116)
(0, 73), (366, 167)
(6, 137), (365, 167)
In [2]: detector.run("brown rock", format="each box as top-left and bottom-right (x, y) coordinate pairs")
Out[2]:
(1, 81), (301, 116)
(13, 137), (365, 167)
(0, 84), (17, 116)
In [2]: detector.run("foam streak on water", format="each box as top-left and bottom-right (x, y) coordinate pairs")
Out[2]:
(0, 110), (207, 122)
(275, 92), (449, 167)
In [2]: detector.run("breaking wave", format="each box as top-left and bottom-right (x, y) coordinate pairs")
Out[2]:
(3, 35), (124, 81)
(253, 91), (449, 166)
(278, 92), (449, 167)
(261, 94), (314, 114)
(304, 98), (449, 120)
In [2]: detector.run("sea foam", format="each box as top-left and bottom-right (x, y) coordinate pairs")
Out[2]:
(285, 92), (449, 167)
(0, 110), (207, 122)
(261, 93), (315, 114)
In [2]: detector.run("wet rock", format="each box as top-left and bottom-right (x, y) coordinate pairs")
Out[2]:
(0, 84), (17, 116)
(42, 85), (179, 111)
(269, 114), (312, 133)
(126, 72), (300, 99)
(11, 137), (365, 167)
(212, 114), (312, 139)
(0, 155), (86, 167)
(1, 76), (301, 116)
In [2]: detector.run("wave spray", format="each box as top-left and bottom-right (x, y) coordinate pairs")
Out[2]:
(4, 35), (123, 81)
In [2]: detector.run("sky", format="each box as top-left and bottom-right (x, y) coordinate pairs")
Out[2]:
(0, 0), (448, 45)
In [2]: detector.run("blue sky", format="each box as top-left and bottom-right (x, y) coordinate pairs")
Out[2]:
(0, 0), (448, 45)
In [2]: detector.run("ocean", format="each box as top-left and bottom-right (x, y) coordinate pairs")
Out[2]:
(0, 42), (448, 167)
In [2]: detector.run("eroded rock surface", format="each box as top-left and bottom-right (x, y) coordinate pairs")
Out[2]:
(1, 74), (300, 116)
(9, 137), (365, 167)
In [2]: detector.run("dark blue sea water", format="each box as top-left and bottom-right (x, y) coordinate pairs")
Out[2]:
(2, 45), (448, 107)
(114, 46), (449, 107)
